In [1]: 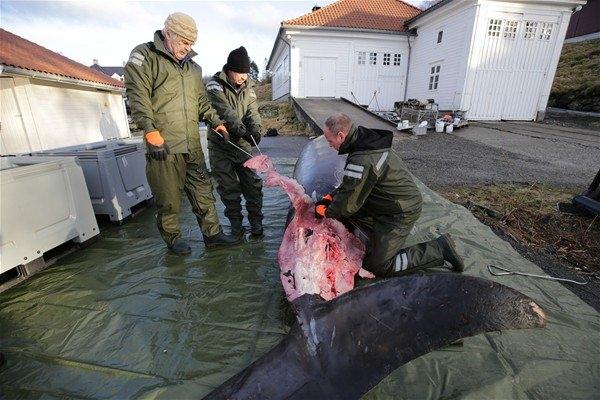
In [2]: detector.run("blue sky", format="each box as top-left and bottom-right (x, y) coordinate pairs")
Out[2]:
(1, 0), (424, 76)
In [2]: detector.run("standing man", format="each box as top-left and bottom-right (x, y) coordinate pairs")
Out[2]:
(206, 46), (264, 238)
(315, 113), (465, 276)
(125, 12), (240, 255)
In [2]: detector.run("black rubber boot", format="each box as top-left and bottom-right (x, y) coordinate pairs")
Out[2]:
(230, 218), (245, 238)
(169, 238), (192, 256)
(436, 234), (465, 272)
(249, 218), (264, 237)
(204, 231), (242, 248)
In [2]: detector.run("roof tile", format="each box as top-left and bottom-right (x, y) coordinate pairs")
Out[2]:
(0, 29), (124, 88)
(284, 0), (422, 32)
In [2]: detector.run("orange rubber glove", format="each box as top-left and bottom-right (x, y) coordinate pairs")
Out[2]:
(214, 124), (230, 143)
(315, 204), (328, 219)
(145, 130), (165, 146)
(145, 130), (170, 161)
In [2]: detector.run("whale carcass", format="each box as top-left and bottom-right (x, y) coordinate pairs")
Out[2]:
(202, 137), (546, 399)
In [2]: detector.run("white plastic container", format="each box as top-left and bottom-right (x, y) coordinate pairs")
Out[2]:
(435, 120), (445, 133)
(446, 124), (454, 133)
(412, 126), (427, 136)
(0, 156), (99, 273)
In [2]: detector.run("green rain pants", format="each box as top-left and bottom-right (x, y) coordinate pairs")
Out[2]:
(208, 145), (263, 223)
(352, 210), (445, 277)
(146, 151), (221, 246)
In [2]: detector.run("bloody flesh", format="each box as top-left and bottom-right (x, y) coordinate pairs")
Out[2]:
(244, 155), (373, 301)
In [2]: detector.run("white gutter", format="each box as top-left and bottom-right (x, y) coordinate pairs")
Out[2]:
(0, 65), (125, 92)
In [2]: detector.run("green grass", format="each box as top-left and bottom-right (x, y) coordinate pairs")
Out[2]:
(549, 39), (600, 112)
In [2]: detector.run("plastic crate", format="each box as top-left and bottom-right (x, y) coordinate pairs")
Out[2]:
(0, 156), (99, 274)
(33, 140), (153, 222)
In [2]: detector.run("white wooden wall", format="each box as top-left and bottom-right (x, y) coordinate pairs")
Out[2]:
(270, 42), (291, 101)
(406, 1), (477, 110)
(464, 1), (574, 120)
(0, 76), (129, 155)
(286, 30), (409, 110)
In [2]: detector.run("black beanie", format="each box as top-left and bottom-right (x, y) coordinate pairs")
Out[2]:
(225, 46), (250, 73)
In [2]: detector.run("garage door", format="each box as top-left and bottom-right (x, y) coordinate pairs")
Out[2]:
(304, 57), (336, 97)
(469, 14), (559, 120)
(352, 51), (404, 111)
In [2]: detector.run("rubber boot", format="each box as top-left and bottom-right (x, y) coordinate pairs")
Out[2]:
(436, 234), (465, 272)
(230, 218), (245, 238)
(204, 231), (242, 248)
(249, 218), (264, 237)
(169, 238), (192, 256)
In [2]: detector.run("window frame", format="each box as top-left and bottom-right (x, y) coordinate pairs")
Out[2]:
(428, 63), (441, 91)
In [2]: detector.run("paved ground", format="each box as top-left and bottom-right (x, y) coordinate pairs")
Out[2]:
(396, 122), (599, 189)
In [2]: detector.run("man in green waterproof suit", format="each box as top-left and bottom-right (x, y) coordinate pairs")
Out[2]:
(206, 47), (264, 238)
(314, 113), (465, 276)
(124, 12), (240, 255)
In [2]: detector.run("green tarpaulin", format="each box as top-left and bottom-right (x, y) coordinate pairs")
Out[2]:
(0, 156), (598, 399)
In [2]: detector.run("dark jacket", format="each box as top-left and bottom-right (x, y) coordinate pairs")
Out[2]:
(326, 126), (422, 219)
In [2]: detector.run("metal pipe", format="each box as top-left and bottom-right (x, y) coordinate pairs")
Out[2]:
(487, 265), (588, 285)
(404, 34), (412, 101)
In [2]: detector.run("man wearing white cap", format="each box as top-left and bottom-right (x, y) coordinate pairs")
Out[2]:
(125, 12), (240, 255)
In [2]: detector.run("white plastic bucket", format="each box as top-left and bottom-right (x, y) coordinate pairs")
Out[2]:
(446, 124), (454, 133)
(435, 120), (445, 133)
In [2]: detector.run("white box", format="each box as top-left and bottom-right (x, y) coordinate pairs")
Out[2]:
(0, 156), (99, 273)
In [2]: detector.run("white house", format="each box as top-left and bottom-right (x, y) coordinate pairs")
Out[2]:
(0, 29), (130, 155)
(267, 0), (586, 121)
(90, 60), (125, 82)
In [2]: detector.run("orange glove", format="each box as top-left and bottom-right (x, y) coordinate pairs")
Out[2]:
(214, 124), (230, 143)
(145, 130), (165, 146)
(315, 204), (328, 219)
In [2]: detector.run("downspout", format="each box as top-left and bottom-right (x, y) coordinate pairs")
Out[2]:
(280, 31), (292, 98)
(404, 33), (412, 101)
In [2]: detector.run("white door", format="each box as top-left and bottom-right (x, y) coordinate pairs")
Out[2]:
(352, 51), (404, 111)
(304, 57), (336, 97)
(469, 14), (559, 120)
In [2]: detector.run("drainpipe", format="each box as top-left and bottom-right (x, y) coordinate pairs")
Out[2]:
(404, 33), (412, 101)
(280, 31), (292, 99)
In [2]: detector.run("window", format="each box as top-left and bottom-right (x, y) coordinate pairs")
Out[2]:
(428, 64), (441, 91)
(357, 51), (366, 65)
(369, 52), (377, 65)
(503, 20), (518, 39)
(393, 53), (401, 66)
(488, 18), (502, 37)
(539, 22), (553, 40)
(437, 30), (443, 43)
(524, 21), (538, 39)
(383, 53), (390, 66)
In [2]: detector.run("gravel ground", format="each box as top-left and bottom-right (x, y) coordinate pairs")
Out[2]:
(393, 123), (599, 310)
(395, 124), (599, 189)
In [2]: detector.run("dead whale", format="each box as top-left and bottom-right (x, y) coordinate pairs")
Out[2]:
(202, 137), (546, 399)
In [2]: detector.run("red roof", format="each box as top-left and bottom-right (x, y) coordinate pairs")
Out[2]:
(0, 29), (124, 89)
(284, 0), (422, 32)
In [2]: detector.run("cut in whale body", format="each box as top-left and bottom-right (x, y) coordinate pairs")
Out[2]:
(203, 137), (546, 400)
